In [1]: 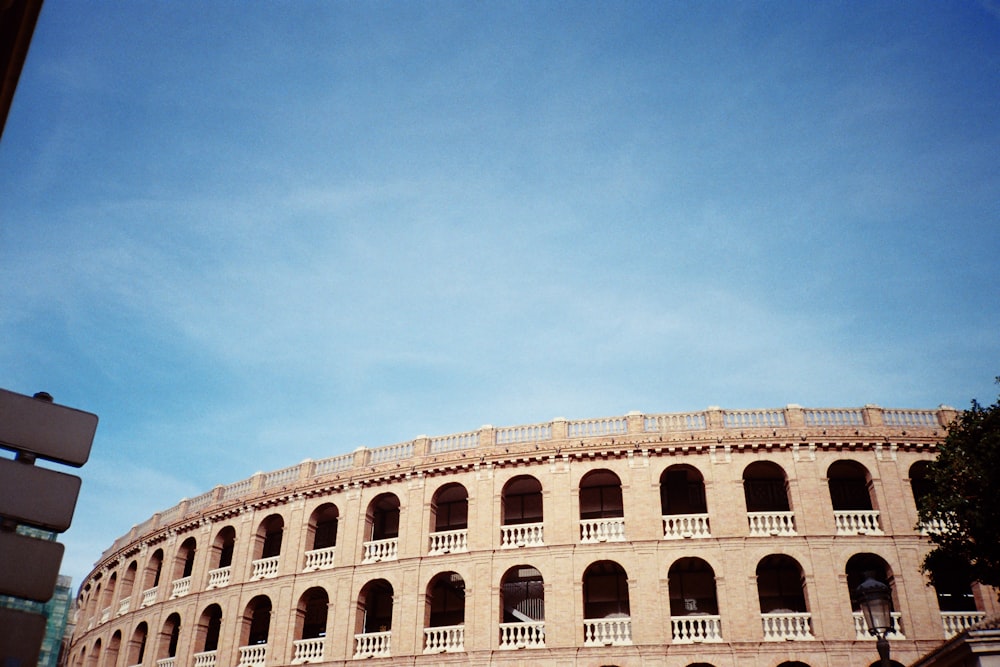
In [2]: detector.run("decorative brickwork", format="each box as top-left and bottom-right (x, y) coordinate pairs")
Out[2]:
(69, 404), (999, 666)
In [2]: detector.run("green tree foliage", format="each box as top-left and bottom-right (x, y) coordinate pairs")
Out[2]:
(918, 381), (1000, 596)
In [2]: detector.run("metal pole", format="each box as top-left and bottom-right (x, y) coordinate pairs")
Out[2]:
(876, 633), (891, 667)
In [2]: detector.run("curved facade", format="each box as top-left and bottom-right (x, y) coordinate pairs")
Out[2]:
(69, 404), (999, 667)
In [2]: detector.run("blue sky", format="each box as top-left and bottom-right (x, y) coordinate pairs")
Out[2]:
(2, 1), (998, 590)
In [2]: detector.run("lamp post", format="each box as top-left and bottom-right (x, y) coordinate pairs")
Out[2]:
(856, 572), (892, 667)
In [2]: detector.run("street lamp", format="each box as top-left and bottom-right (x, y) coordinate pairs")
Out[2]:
(856, 572), (893, 667)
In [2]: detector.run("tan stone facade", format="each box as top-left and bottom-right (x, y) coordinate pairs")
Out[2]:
(68, 405), (999, 667)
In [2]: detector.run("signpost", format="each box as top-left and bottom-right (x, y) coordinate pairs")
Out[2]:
(0, 388), (98, 667)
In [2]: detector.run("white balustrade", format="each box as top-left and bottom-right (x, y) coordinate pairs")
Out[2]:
(292, 637), (326, 663)
(834, 510), (883, 535)
(852, 611), (906, 639)
(362, 538), (398, 563)
(499, 621), (546, 649)
(919, 517), (951, 536)
(748, 511), (797, 536)
(140, 587), (157, 608)
(500, 523), (544, 548)
(583, 617), (632, 646)
(156, 658), (175, 667)
(100, 606), (111, 624)
(170, 576), (192, 598)
(354, 631), (391, 659)
(671, 615), (722, 643)
(662, 513), (711, 539)
(207, 566), (231, 589)
(429, 529), (468, 555)
(251, 555), (280, 580)
(423, 624), (465, 653)
(580, 517), (626, 543)
(237, 644), (267, 667)
(941, 611), (986, 638)
(193, 651), (217, 667)
(116, 598), (130, 616)
(303, 546), (337, 571)
(761, 612), (813, 640)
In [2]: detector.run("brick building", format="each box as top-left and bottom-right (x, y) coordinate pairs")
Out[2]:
(68, 404), (999, 666)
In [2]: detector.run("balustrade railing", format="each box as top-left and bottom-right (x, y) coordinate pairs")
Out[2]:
(156, 658), (175, 667)
(170, 576), (191, 598)
(100, 606), (110, 624)
(140, 587), (157, 608)
(354, 631), (391, 659)
(500, 522), (544, 548)
(368, 441), (413, 465)
(761, 612), (813, 640)
(428, 529), (468, 555)
(662, 513), (711, 539)
(568, 417), (628, 437)
(919, 517), (952, 536)
(580, 517), (626, 543)
(852, 611), (905, 639)
(429, 431), (478, 453)
(748, 511), (796, 536)
(93, 404), (947, 558)
(292, 637), (326, 664)
(644, 411), (707, 432)
(304, 545), (337, 571)
(206, 566), (231, 589)
(834, 510), (883, 535)
(724, 409), (786, 428)
(941, 611), (986, 638)
(362, 537), (398, 563)
(237, 644), (267, 667)
(423, 625), (465, 653)
(193, 651), (217, 667)
(251, 555), (280, 580)
(671, 615), (722, 643)
(499, 621), (546, 649)
(116, 598), (130, 616)
(496, 423), (552, 444)
(583, 617), (632, 646)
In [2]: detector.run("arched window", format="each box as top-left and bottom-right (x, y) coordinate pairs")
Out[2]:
(304, 504), (339, 571)
(828, 460), (875, 510)
(756, 554), (808, 613)
(582, 561), (632, 646)
(363, 494), (400, 563)
(211, 526), (236, 568)
(501, 475), (543, 526)
(195, 604), (223, 655)
(668, 557), (722, 643)
(120, 561), (137, 610)
(846, 553), (903, 638)
(430, 484), (468, 554)
(743, 462), (795, 536)
(257, 514), (284, 559)
(86, 639), (100, 667)
(105, 630), (122, 667)
(423, 572), (466, 653)
(100, 572), (117, 617)
(579, 469), (624, 519)
(743, 461), (790, 511)
(660, 464), (710, 538)
(141, 550), (163, 606)
(354, 579), (394, 658)
(909, 460), (934, 514)
(756, 555), (813, 640)
(660, 464), (707, 515)
(579, 470), (625, 543)
(127, 622), (148, 666)
(499, 564), (545, 647)
(175, 536), (197, 579)
(157, 613), (181, 660)
(432, 483), (468, 532)
(292, 587), (329, 663)
(252, 514), (284, 579)
(241, 595), (273, 647)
